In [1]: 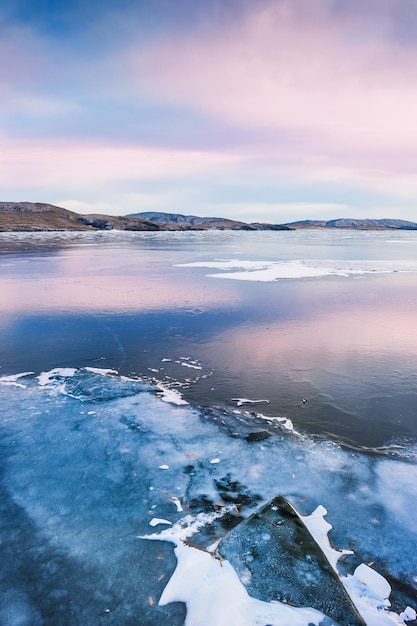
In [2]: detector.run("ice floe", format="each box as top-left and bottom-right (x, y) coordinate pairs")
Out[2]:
(149, 518), (172, 527)
(232, 398), (270, 407)
(0, 372), (34, 388)
(177, 259), (417, 282)
(37, 367), (77, 386)
(157, 385), (189, 406)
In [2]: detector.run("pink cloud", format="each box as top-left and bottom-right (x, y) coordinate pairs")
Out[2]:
(0, 137), (242, 189)
(134, 1), (417, 171)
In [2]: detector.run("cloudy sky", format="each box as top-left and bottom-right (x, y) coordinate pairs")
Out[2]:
(1, 0), (417, 222)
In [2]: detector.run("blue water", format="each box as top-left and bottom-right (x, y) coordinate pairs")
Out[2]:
(1, 230), (417, 624)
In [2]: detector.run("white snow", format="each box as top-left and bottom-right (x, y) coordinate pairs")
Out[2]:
(0, 372), (34, 387)
(180, 362), (203, 370)
(232, 398), (270, 407)
(400, 606), (416, 621)
(301, 505), (353, 571)
(157, 385), (189, 406)
(171, 497), (183, 512)
(353, 563), (391, 600)
(149, 518), (172, 527)
(84, 367), (118, 375)
(37, 368), (77, 386)
(260, 414), (298, 433)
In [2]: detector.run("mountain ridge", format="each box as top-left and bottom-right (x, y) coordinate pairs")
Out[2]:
(129, 211), (291, 230)
(1, 203), (416, 232)
(0, 203), (291, 232)
(0, 203), (166, 232)
(283, 218), (417, 230)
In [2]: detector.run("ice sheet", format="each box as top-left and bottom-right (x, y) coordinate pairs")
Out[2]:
(0, 368), (415, 625)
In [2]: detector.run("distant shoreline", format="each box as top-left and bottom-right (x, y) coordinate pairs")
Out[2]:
(1, 202), (417, 232)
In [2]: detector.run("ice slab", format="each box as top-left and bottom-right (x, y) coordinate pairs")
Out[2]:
(37, 367), (153, 401)
(218, 496), (365, 625)
(142, 513), (332, 626)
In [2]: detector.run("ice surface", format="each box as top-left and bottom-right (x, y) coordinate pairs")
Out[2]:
(0, 368), (416, 625)
(217, 497), (365, 624)
(38, 367), (154, 401)
(301, 509), (404, 625)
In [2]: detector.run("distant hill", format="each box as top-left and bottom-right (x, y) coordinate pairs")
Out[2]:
(0, 203), (165, 232)
(131, 211), (233, 225)
(284, 218), (417, 230)
(1, 203), (416, 232)
(130, 211), (291, 230)
(0, 204), (291, 232)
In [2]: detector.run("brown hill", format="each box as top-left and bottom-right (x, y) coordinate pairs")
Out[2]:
(0, 202), (292, 232)
(0, 202), (164, 232)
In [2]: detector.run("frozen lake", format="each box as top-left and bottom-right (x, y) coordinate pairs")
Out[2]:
(1, 229), (416, 625)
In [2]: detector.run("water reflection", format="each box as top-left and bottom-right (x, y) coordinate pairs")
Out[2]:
(1, 231), (417, 450)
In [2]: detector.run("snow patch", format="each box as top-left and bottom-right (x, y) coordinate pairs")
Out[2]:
(0, 372), (34, 388)
(157, 385), (189, 406)
(262, 414), (298, 433)
(84, 367), (118, 376)
(37, 368), (77, 386)
(171, 497), (183, 512)
(232, 398), (269, 407)
(149, 518), (172, 527)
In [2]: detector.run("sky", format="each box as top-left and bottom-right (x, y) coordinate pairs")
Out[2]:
(1, 0), (417, 223)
